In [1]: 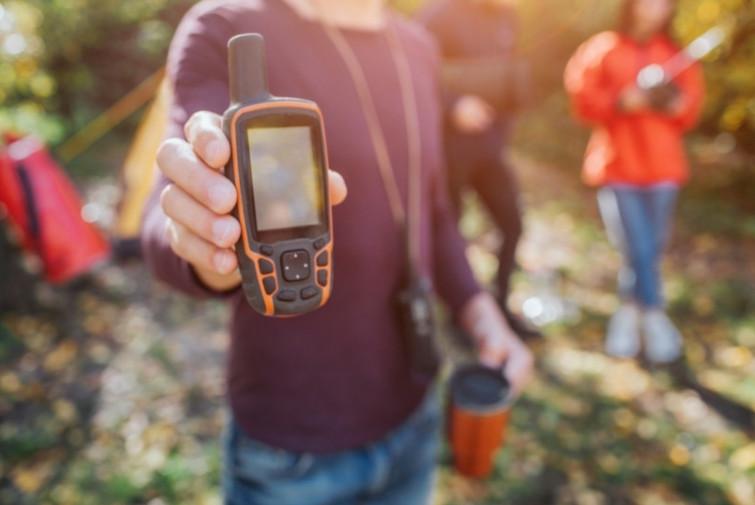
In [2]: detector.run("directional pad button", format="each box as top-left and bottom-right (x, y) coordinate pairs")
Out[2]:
(281, 250), (311, 282)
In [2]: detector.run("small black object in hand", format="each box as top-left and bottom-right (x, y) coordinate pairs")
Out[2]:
(646, 81), (680, 112)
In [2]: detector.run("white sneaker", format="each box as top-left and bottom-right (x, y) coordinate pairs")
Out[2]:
(605, 304), (641, 358)
(643, 310), (683, 364)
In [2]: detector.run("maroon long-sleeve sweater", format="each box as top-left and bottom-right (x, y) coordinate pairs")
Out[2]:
(140, 0), (481, 453)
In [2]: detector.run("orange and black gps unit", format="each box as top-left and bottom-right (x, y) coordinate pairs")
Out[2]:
(222, 33), (333, 316)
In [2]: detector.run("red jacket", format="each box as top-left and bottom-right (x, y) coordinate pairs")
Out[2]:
(564, 31), (705, 187)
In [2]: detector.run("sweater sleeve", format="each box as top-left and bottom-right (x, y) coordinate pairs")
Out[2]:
(430, 157), (483, 315)
(140, 4), (239, 298)
(564, 32), (623, 125)
(410, 11), (482, 312)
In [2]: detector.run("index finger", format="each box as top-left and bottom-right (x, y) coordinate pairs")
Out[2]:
(184, 111), (231, 170)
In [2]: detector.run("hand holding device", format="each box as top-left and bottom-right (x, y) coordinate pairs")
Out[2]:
(635, 64), (680, 112)
(222, 33), (334, 316)
(645, 81), (681, 112)
(634, 27), (725, 114)
(156, 111), (345, 294)
(157, 112), (243, 292)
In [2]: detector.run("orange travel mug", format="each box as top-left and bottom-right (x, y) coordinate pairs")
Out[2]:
(447, 363), (512, 478)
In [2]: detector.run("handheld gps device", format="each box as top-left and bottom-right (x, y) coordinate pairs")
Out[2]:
(222, 33), (333, 316)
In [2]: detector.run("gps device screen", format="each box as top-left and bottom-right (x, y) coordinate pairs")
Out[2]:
(247, 125), (323, 232)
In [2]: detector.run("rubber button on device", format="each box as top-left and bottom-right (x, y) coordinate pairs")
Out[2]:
(317, 270), (328, 287)
(316, 251), (329, 267)
(281, 250), (311, 282)
(258, 258), (274, 275)
(263, 277), (276, 295)
(260, 245), (274, 256)
(314, 238), (327, 250)
(301, 286), (319, 300)
(276, 289), (297, 302)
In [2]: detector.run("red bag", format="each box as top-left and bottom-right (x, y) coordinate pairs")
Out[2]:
(0, 133), (110, 283)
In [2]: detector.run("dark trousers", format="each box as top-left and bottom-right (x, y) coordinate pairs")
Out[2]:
(444, 125), (522, 306)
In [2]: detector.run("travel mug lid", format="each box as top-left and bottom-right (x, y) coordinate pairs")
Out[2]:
(450, 363), (511, 413)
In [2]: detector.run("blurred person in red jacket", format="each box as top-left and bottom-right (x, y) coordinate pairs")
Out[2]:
(564, 0), (705, 363)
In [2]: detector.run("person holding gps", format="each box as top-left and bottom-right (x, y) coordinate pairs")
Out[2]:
(140, 0), (533, 504)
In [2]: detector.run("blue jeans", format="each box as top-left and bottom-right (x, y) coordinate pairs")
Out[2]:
(597, 184), (679, 308)
(222, 388), (442, 505)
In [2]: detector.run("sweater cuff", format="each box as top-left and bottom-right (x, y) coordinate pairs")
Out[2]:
(184, 260), (242, 299)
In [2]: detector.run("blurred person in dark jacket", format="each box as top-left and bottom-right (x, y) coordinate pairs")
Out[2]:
(418, 0), (538, 339)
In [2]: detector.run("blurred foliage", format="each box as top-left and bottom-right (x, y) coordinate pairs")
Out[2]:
(0, 0), (753, 152)
(0, 0), (193, 145)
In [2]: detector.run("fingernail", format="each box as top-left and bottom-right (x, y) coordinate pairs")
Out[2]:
(215, 251), (232, 273)
(213, 219), (233, 244)
(206, 139), (223, 163)
(209, 184), (234, 210)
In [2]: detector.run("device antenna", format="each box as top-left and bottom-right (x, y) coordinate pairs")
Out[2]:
(228, 33), (270, 104)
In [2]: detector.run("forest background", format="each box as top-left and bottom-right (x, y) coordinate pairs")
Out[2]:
(1, 0), (754, 504)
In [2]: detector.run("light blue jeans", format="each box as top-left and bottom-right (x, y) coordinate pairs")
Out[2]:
(222, 388), (442, 505)
(598, 183), (679, 309)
